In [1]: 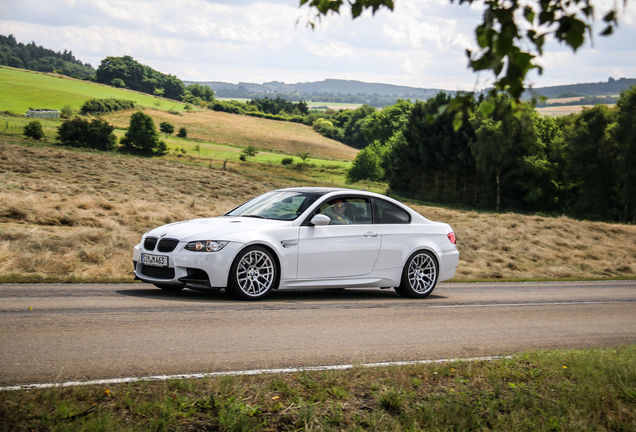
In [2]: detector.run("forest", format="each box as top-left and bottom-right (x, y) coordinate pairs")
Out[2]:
(213, 89), (636, 223)
(0, 34), (95, 78)
(344, 90), (636, 223)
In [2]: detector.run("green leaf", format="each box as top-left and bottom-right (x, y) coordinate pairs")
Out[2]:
(480, 101), (496, 117)
(524, 7), (535, 23)
(453, 112), (463, 131)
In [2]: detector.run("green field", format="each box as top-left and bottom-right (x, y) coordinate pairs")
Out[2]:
(0, 66), (186, 114)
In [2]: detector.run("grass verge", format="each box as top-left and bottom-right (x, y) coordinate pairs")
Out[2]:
(1, 346), (635, 431)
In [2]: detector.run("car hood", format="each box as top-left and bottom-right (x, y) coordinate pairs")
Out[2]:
(144, 216), (292, 242)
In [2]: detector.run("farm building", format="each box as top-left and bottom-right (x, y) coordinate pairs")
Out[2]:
(25, 109), (59, 119)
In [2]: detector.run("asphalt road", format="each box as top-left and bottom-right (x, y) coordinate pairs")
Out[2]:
(1, 280), (635, 386)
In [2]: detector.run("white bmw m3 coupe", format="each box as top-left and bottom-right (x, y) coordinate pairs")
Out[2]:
(133, 187), (459, 300)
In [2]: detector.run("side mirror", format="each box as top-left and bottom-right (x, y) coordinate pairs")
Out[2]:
(310, 214), (331, 226)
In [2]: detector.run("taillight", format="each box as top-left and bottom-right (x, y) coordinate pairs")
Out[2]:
(447, 231), (456, 244)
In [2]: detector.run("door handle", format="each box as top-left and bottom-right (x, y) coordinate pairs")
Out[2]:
(364, 232), (378, 238)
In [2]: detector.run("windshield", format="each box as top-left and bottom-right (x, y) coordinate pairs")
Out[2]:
(225, 191), (322, 221)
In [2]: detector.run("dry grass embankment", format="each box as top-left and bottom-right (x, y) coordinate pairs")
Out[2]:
(0, 142), (292, 282)
(104, 109), (358, 162)
(1, 141), (635, 283)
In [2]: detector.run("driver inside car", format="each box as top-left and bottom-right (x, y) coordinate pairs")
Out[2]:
(322, 199), (352, 224)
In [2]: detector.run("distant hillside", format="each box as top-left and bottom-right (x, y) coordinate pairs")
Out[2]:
(184, 79), (444, 107)
(524, 78), (636, 99)
(185, 79), (440, 98)
(188, 77), (636, 107)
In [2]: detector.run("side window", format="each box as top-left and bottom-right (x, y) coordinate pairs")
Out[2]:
(373, 199), (410, 224)
(317, 197), (372, 225)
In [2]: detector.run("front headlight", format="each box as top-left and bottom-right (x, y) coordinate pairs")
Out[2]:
(185, 240), (229, 252)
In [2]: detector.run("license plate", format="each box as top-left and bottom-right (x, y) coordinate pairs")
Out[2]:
(142, 253), (168, 267)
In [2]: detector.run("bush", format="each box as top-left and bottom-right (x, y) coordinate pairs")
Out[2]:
(60, 105), (73, 119)
(80, 98), (136, 115)
(56, 117), (117, 151)
(111, 78), (126, 88)
(23, 121), (44, 140)
(177, 127), (187, 138)
(159, 121), (174, 136)
(120, 111), (165, 156)
(1, 110), (21, 117)
(281, 157), (294, 165)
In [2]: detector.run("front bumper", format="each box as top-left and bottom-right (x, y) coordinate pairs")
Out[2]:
(132, 241), (244, 289)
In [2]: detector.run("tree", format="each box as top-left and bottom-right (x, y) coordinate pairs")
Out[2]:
(343, 105), (376, 149)
(470, 95), (539, 211)
(177, 127), (187, 138)
(565, 105), (619, 219)
(95, 56), (185, 101)
(613, 86), (636, 222)
(298, 151), (311, 162)
(241, 145), (258, 159)
(300, 0), (622, 120)
(388, 93), (477, 205)
(186, 83), (215, 102)
(120, 111), (166, 155)
(23, 120), (44, 140)
(56, 117), (117, 151)
(159, 121), (174, 137)
(362, 99), (412, 145)
(346, 142), (385, 183)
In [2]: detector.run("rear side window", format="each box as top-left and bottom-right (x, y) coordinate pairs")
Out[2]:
(373, 199), (410, 224)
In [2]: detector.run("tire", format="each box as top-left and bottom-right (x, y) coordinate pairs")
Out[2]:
(227, 246), (278, 300)
(154, 284), (184, 292)
(394, 250), (439, 298)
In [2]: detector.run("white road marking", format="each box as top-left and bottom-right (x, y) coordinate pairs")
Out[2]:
(0, 355), (509, 392)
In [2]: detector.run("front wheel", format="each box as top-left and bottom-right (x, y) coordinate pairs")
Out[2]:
(227, 246), (278, 301)
(394, 250), (438, 298)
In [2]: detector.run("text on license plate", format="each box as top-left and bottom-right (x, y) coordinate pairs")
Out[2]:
(142, 254), (168, 267)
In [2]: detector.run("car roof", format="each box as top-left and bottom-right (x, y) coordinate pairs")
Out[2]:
(275, 186), (380, 196)
(275, 187), (350, 194)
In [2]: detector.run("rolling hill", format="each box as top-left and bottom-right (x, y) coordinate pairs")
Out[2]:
(0, 66), (185, 114)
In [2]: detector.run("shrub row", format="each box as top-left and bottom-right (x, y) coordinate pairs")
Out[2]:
(80, 98), (136, 115)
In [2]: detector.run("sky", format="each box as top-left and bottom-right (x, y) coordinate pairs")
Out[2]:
(1, 0), (635, 91)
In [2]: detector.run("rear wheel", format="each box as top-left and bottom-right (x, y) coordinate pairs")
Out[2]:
(394, 250), (438, 298)
(227, 246), (278, 301)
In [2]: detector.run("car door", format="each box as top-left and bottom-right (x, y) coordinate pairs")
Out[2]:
(297, 197), (381, 279)
(370, 198), (413, 270)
